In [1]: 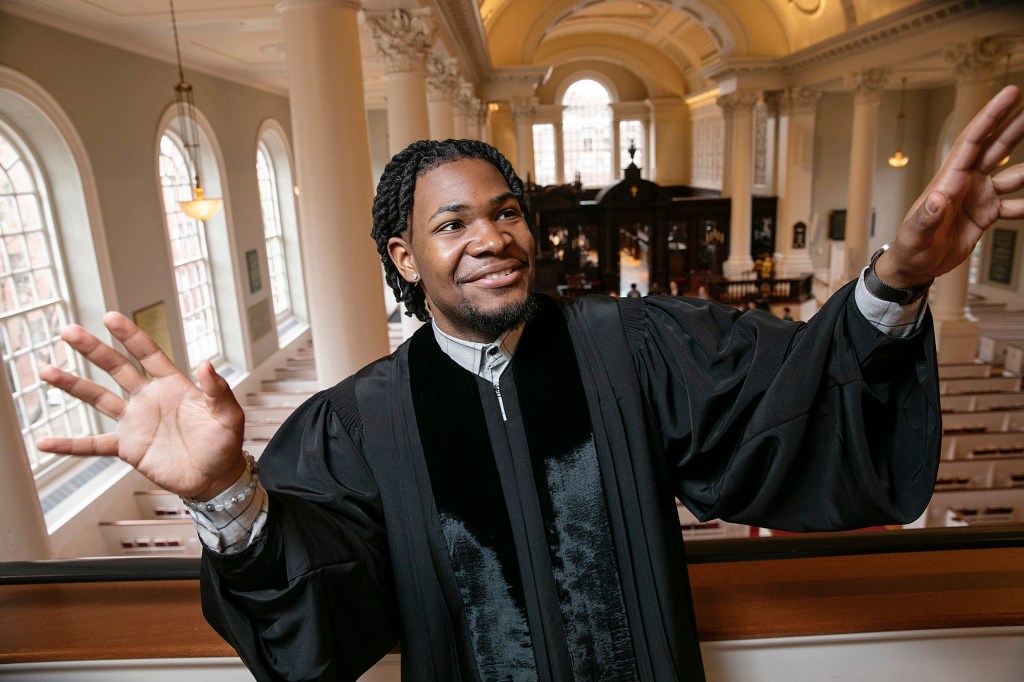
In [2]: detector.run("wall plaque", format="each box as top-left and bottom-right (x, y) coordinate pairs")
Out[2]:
(988, 228), (1017, 285)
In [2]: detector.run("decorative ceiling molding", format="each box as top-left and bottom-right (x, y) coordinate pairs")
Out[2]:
(702, 0), (1023, 92)
(482, 65), (553, 101)
(429, 0), (492, 85)
(782, 0), (1018, 73)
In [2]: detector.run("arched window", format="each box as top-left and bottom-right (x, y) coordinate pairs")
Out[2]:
(0, 122), (94, 476)
(158, 131), (222, 368)
(256, 143), (291, 321)
(532, 123), (557, 186)
(562, 79), (613, 187)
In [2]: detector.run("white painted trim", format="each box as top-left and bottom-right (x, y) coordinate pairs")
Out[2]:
(154, 103), (248, 374)
(0, 66), (120, 324)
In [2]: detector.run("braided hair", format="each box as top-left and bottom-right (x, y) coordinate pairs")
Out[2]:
(371, 139), (527, 322)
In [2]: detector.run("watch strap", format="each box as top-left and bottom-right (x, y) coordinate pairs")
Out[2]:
(865, 244), (932, 305)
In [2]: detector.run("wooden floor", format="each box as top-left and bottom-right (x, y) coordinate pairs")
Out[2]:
(2, 546), (1022, 664)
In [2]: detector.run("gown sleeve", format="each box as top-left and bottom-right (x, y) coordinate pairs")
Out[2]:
(629, 281), (941, 532)
(199, 383), (400, 682)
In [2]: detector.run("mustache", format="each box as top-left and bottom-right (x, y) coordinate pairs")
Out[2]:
(456, 256), (531, 284)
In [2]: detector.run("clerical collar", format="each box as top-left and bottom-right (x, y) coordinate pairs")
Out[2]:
(431, 321), (524, 384)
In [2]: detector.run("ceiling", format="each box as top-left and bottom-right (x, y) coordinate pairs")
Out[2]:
(2, 0), (1023, 107)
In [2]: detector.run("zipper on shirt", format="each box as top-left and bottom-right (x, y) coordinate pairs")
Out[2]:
(493, 381), (507, 421)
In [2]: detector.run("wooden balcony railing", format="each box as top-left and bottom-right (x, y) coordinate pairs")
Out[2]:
(708, 274), (814, 306)
(2, 527), (1022, 665)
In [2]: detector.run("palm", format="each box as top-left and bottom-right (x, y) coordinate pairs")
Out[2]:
(36, 312), (246, 500)
(116, 372), (243, 497)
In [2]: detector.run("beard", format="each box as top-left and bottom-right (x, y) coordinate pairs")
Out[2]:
(432, 290), (538, 341)
(461, 292), (538, 339)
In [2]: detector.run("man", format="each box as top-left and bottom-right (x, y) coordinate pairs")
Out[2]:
(38, 86), (1024, 681)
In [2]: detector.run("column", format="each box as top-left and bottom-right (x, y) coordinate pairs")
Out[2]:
(427, 55), (458, 140)
(510, 98), (537, 181)
(0, 369), (51, 560)
(366, 7), (434, 340)
(453, 80), (473, 139)
(611, 115), (622, 180)
(554, 121), (566, 185)
(472, 99), (488, 143)
(841, 69), (888, 286)
(366, 8), (433, 155)
(489, 103), (517, 167)
(720, 101), (734, 196)
(776, 87), (821, 277)
(719, 90), (761, 278)
(646, 98), (687, 185)
(931, 36), (1014, 362)
(277, 0), (389, 387)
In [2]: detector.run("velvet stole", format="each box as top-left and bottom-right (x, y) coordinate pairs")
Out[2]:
(409, 297), (638, 681)
(409, 330), (536, 679)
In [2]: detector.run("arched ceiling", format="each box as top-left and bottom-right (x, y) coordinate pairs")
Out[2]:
(479, 0), (926, 101)
(2, 0), (1020, 108)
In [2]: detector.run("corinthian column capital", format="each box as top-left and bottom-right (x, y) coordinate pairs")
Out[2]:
(364, 8), (433, 74)
(509, 97), (537, 124)
(782, 87), (821, 116)
(945, 36), (1016, 86)
(845, 69), (889, 104)
(427, 55), (459, 101)
(717, 89), (761, 115)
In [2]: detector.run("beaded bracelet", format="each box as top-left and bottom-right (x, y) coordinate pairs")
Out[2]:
(181, 451), (259, 514)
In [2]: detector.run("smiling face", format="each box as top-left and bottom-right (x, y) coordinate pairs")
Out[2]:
(387, 158), (536, 343)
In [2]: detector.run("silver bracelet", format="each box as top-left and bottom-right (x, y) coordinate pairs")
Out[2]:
(181, 451), (259, 513)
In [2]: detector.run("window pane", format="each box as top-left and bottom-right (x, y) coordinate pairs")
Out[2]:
(159, 132), (223, 368)
(532, 124), (556, 187)
(562, 79), (613, 188)
(0, 124), (95, 475)
(256, 144), (291, 320)
(619, 120), (644, 173)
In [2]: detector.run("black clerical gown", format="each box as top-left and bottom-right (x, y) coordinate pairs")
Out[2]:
(201, 281), (941, 681)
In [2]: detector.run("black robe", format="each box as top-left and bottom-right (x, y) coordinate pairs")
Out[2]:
(201, 282), (941, 681)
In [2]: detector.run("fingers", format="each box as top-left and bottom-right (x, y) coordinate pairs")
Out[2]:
(900, 190), (950, 244)
(947, 85), (1022, 172)
(102, 312), (180, 379)
(979, 102), (1024, 172)
(991, 162), (1024, 195)
(59, 323), (146, 395)
(39, 363), (126, 421)
(999, 198), (1024, 220)
(36, 432), (119, 457)
(197, 360), (244, 428)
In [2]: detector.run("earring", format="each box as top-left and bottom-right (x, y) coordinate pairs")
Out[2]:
(411, 273), (418, 281)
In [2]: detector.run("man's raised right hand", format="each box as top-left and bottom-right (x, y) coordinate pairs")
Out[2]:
(36, 311), (247, 502)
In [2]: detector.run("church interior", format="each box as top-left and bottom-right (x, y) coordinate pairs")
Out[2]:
(1, 0), (1023, 679)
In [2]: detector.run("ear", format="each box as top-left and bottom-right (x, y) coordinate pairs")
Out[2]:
(387, 236), (418, 283)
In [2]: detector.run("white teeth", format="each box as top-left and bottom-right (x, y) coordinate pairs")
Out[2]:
(484, 268), (514, 280)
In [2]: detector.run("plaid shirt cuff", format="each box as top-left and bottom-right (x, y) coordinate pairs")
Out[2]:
(188, 467), (269, 555)
(854, 266), (928, 338)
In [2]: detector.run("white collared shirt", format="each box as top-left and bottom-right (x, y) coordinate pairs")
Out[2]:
(431, 321), (524, 385)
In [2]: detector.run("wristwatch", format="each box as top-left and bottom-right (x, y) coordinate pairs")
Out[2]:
(864, 244), (933, 305)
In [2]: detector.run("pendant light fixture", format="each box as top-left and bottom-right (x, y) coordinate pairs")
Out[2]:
(887, 77), (910, 168)
(169, 0), (222, 221)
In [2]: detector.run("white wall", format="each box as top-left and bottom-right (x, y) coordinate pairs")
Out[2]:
(0, 11), (294, 374)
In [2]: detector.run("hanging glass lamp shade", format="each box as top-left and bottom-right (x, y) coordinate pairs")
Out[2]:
(179, 185), (223, 221)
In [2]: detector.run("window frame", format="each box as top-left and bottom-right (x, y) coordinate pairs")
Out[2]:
(0, 117), (99, 485)
(256, 141), (292, 323)
(157, 129), (225, 370)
